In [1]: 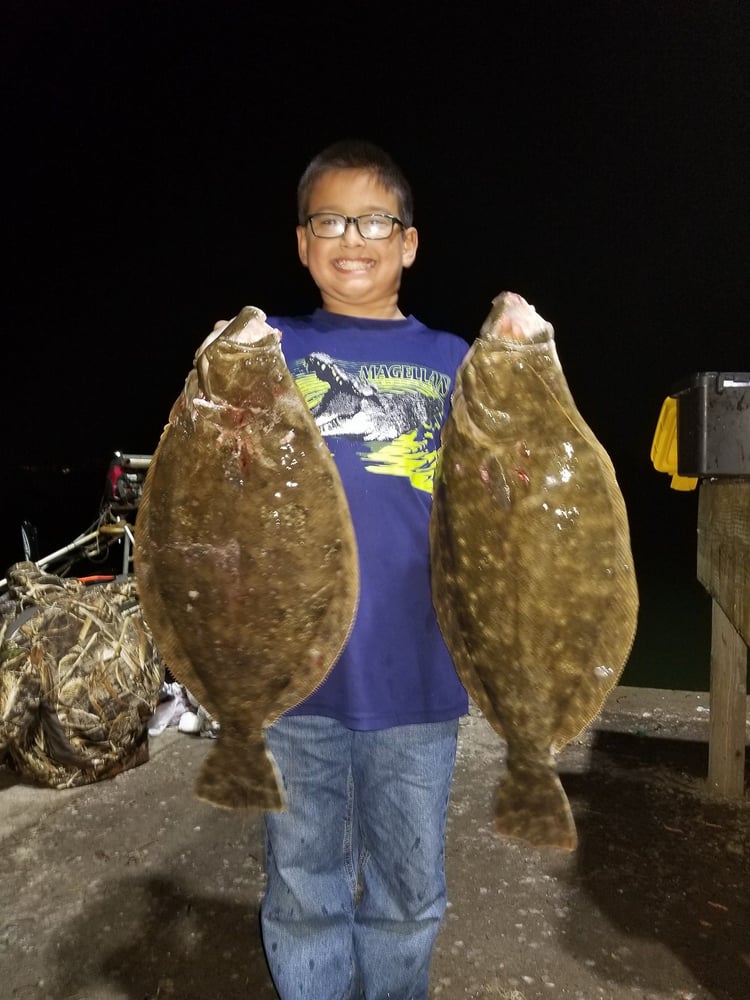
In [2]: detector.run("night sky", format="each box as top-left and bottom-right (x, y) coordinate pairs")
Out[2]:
(4, 2), (748, 686)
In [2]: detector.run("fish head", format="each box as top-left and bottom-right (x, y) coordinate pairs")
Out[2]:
(480, 292), (555, 346)
(193, 306), (279, 363)
(192, 306), (283, 406)
(452, 292), (557, 434)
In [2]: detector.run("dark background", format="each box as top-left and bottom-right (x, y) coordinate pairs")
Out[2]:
(3, 1), (747, 688)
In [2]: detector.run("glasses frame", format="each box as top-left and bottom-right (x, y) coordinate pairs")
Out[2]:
(306, 212), (405, 240)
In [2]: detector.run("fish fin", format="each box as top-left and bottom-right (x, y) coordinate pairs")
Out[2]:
(494, 763), (577, 851)
(194, 735), (286, 812)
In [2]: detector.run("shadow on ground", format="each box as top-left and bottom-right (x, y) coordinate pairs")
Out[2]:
(563, 731), (749, 1000)
(50, 875), (276, 1000)
(433, 705), (748, 1000)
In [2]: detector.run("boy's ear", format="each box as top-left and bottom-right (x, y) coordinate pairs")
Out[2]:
(296, 225), (309, 268)
(402, 226), (418, 269)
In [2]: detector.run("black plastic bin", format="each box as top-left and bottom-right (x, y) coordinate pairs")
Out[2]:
(672, 372), (750, 478)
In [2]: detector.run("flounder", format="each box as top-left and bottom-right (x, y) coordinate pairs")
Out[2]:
(135, 307), (359, 811)
(430, 291), (638, 850)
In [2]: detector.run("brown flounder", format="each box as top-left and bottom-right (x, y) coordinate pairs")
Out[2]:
(135, 307), (359, 811)
(430, 292), (638, 850)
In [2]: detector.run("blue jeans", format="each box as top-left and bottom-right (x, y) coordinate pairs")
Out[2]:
(260, 715), (459, 1000)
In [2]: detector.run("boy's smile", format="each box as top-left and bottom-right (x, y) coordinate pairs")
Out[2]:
(296, 168), (418, 319)
(333, 257), (374, 273)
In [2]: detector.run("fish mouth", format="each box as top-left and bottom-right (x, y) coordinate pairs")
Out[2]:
(333, 258), (375, 273)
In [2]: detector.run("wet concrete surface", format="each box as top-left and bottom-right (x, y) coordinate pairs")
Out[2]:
(1, 688), (748, 1000)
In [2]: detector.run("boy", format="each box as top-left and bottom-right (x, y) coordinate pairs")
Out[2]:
(257, 140), (469, 999)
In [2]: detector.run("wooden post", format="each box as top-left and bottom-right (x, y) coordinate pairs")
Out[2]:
(707, 600), (748, 797)
(697, 479), (749, 799)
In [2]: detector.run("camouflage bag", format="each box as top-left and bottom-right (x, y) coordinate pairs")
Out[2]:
(0, 562), (164, 788)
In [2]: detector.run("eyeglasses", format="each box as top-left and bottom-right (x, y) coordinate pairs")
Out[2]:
(306, 212), (405, 240)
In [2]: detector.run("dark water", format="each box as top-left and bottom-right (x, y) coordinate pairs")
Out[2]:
(1, 465), (739, 693)
(623, 555), (714, 692)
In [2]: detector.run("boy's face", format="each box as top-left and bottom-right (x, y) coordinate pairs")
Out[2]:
(296, 168), (418, 319)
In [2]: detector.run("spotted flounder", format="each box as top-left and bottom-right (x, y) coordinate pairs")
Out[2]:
(430, 292), (638, 850)
(135, 307), (359, 811)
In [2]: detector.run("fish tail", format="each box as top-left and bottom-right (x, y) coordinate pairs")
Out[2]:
(194, 734), (286, 812)
(494, 762), (577, 851)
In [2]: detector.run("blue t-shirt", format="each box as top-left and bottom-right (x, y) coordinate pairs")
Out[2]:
(267, 308), (469, 730)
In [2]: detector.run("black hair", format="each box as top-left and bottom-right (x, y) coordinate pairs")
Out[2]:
(296, 139), (414, 227)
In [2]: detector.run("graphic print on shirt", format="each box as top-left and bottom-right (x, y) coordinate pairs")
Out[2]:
(290, 352), (453, 493)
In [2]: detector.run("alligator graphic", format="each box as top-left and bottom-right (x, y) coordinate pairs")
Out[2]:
(306, 352), (442, 442)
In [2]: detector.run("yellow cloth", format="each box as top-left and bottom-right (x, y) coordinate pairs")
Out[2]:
(650, 396), (698, 491)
